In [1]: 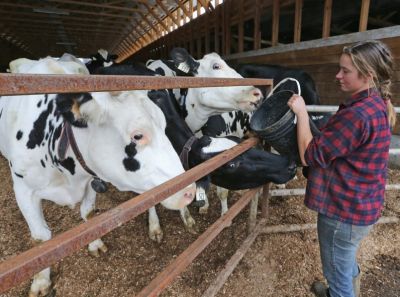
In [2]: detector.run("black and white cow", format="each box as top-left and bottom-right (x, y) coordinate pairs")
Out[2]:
(1, 57), (195, 297)
(85, 48), (118, 74)
(147, 85), (296, 230)
(146, 48), (263, 132)
(96, 64), (296, 240)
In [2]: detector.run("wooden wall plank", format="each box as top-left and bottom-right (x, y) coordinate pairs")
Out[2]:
(272, 0), (280, 46)
(238, 0), (244, 53)
(322, 0), (332, 38)
(254, 0), (261, 50)
(294, 0), (303, 42)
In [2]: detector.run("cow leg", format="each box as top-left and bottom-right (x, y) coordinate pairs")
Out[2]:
(197, 186), (210, 214)
(13, 181), (52, 297)
(179, 206), (198, 234)
(148, 206), (163, 243)
(80, 187), (107, 257)
(216, 186), (229, 216)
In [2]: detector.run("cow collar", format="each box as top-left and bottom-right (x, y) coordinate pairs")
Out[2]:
(179, 136), (197, 170)
(58, 121), (108, 193)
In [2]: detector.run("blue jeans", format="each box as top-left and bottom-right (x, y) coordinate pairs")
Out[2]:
(317, 213), (373, 297)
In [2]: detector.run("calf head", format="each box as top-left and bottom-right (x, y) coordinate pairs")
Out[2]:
(56, 90), (195, 210)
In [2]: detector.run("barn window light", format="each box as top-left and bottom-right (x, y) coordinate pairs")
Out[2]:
(33, 8), (70, 15)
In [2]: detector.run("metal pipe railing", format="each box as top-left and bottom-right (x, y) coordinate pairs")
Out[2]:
(306, 104), (400, 114)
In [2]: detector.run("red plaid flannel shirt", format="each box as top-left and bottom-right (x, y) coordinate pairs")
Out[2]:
(304, 88), (391, 226)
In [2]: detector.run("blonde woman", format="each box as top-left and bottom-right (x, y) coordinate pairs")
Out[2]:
(288, 40), (395, 297)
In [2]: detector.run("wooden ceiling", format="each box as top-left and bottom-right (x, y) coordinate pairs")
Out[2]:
(0, 0), (213, 62)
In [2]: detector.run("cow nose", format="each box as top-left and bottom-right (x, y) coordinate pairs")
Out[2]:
(183, 184), (196, 203)
(253, 89), (263, 100)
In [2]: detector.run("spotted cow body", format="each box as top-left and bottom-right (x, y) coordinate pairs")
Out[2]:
(1, 57), (195, 297)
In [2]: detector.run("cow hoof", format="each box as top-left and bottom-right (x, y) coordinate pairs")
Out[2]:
(29, 282), (51, 297)
(149, 229), (163, 243)
(88, 239), (108, 257)
(184, 223), (199, 235)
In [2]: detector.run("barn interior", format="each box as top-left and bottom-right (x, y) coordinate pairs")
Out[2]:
(1, 1), (400, 297)
(1, 0), (399, 116)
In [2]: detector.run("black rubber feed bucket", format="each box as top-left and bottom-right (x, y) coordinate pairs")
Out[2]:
(250, 90), (321, 163)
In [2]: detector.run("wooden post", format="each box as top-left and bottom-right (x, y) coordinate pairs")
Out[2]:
(205, 11), (210, 53)
(214, 5), (220, 53)
(359, 0), (370, 32)
(224, 0), (231, 55)
(294, 0), (303, 43)
(254, 0), (261, 50)
(322, 0), (332, 38)
(272, 0), (280, 46)
(261, 183), (270, 218)
(248, 190), (260, 233)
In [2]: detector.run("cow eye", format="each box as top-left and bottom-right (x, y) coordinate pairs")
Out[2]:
(228, 162), (236, 168)
(212, 63), (221, 70)
(133, 134), (143, 141)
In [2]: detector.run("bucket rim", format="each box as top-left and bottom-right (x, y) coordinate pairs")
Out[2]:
(250, 89), (295, 133)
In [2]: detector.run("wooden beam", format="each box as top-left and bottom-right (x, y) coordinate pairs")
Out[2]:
(189, 0), (193, 20)
(272, 0), (280, 46)
(140, 12), (161, 38)
(293, 0), (303, 42)
(0, 2), (135, 20)
(198, 0), (213, 12)
(174, 0), (191, 18)
(156, 0), (180, 27)
(45, 0), (144, 13)
(322, 0), (332, 38)
(142, 4), (169, 32)
(359, 0), (370, 32)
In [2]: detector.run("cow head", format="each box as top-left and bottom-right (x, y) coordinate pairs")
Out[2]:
(55, 90), (195, 210)
(170, 48), (263, 113)
(200, 137), (297, 189)
(86, 49), (119, 73)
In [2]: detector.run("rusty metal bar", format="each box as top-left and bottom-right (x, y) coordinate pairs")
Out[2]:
(0, 137), (258, 294)
(0, 74), (273, 96)
(136, 187), (261, 297)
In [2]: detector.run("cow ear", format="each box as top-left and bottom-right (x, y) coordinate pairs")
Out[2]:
(170, 48), (200, 75)
(56, 93), (93, 127)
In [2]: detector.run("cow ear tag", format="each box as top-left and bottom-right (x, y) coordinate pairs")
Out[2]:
(91, 177), (108, 193)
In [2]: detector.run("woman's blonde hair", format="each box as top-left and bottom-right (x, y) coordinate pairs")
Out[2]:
(343, 40), (396, 128)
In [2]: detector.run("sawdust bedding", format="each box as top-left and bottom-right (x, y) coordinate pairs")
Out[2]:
(0, 154), (399, 297)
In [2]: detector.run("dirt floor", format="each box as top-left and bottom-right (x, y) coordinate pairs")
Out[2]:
(0, 154), (399, 297)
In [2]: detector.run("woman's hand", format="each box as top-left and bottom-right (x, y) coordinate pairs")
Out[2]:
(287, 94), (307, 116)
